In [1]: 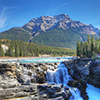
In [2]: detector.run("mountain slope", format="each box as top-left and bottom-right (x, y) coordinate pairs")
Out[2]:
(0, 27), (31, 42)
(0, 14), (100, 49)
(31, 28), (88, 49)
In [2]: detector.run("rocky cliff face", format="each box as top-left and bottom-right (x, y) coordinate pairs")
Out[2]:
(23, 14), (100, 37)
(63, 58), (100, 88)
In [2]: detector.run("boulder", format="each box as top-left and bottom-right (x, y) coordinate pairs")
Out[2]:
(0, 74), (20, 89)
(36, 70), (46, 83)
(40, 65), (47, 71)
(68, 80), (79, 87)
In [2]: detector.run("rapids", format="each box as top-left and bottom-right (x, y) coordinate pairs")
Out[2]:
(46, 63), (83, 100)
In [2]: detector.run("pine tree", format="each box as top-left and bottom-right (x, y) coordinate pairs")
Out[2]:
(86, 42), (88, 57)
(23, 44), (26, 56)
(91, 35), (94, 55)
(77, 41), (80, 56)
(80, 41), (83, 55)
(0, 40), (4, 57)
(7, 42), (14, 57)
(87, 34), (90, 44)
(15, 42), (19, 57)
(35, 47), (39, 56)
(83, 42), (87, 57)
(19, 41), (23, 57)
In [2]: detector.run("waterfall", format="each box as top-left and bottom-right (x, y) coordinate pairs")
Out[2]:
(69, 88), (83, 100)
(46, 63), (83, 100)
(46, 63), (70, 86)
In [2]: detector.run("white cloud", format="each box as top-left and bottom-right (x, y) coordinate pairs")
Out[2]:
(0, 9), (7, 28)
(3, 6), (16, 11)
(0, 6), (16, 29)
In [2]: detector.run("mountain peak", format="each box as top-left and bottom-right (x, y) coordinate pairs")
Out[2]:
(22, 14), (100, 37)
(54, 13), (69, 17)
(54, 14), (71, 21)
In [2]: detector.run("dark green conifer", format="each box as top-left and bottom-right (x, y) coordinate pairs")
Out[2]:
(91, 35), (94, 55)
(77, 41), (80, 56)
(87, 34), (90, 44)
(80, 41), (83, 55)
(15, 42), (19, 57)
(83, 42), (87, 56)
(0, 40), (4, 57)
(7, 42), (14, 57)
(35, 47), (39, 56)
(19, 41), (23, 57)
(23, 44), (26, 56)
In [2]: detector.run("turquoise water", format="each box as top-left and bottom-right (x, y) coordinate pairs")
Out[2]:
(86, 84), (100, 100)
(19, 57), (73, 63)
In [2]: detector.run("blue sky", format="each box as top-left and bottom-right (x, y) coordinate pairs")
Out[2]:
(0, 0), (100, 32)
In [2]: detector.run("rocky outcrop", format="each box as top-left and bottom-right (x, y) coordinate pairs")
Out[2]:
(0, 62), (69, 100)
(17, 63), (59, 85)
(38, 83), (71, 100)
(87, 59), (100, 88)
(0, 63), (21, 89)
(63, 58), (100, 99)
(63, 58), (91, 82)
(68, 80), (88, 100)
(0, 84), (38, 99)
(63, 59), (90, 99)
(0, 83), (71, 100)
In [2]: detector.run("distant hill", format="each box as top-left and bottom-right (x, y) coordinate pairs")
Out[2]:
(0, 14), (99, 49)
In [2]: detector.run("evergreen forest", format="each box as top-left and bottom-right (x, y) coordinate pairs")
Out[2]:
(0, 39), (75, 57)
(76, 35), (100, 58)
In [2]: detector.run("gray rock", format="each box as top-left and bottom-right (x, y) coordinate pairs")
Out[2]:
(8, 95), (39, 100)
(48, 96), (64, 100)
(0, 84), (38, 99)
(52, 84), (61, 92)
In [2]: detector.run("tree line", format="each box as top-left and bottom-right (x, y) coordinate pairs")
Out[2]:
(76, 34), (100, 58)
(0, 39), (75, 57)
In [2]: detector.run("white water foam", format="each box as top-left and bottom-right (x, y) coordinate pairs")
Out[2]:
(69, 88), (83, 100)
(22, 67), (36, 84)
(46, 63), (83, 100)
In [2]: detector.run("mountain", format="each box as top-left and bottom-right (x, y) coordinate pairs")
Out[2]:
(0, 27), (31, 42)
(23, 14), (100, 37)
(0, 14), (100, 49)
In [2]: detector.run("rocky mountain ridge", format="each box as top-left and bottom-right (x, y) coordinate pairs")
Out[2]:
(23, 14), (100, 37)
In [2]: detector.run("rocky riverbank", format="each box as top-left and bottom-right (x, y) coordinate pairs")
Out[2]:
(0, 58), (100, 100)
(0, 62), (72, 100)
